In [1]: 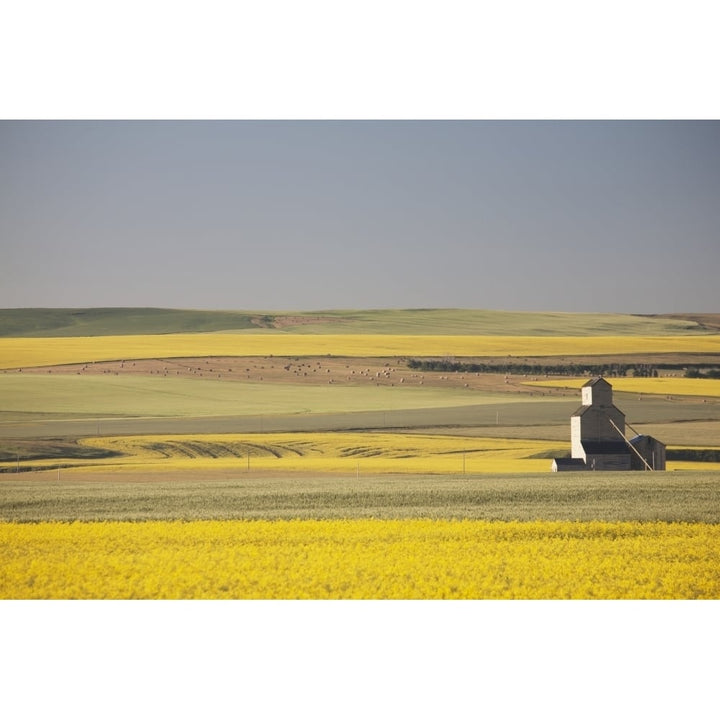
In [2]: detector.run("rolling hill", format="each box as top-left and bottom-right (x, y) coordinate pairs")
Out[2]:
(0, 307), (715, 337)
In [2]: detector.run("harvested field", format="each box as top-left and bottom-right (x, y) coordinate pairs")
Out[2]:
(12, 355), (574, 397)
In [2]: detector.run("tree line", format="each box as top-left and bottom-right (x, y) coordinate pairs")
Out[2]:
(684, 368), (720, 379)
(406, 359), (719, 378)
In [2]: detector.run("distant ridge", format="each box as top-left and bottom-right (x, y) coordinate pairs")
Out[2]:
(0, 308), (260, 337)
(0, 308), (714, 338)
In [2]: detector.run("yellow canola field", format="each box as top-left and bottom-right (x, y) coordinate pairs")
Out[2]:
(68, 433), (558, 475)
(7, 430), (719, 475)
(2, 334), (720, 369)
(528, 377), (720, 398)
(14, 432), (718, 474)
(2, 519), (718, 599)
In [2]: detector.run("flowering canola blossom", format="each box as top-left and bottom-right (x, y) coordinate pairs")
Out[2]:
(3, 334), (720, 369)
(2, 519), (718, 599)
(528, 377), (720, 398)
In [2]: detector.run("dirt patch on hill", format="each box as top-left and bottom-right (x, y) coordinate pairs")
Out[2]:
(649, 313), (720, 332)
(250, 314), (345, 329)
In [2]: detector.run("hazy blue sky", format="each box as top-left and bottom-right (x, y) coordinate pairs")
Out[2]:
(1, 120), (718, 313)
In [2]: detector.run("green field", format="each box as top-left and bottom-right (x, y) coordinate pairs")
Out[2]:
(0, 374), (542, 419)
(0, 307), (715, 337)
(1, 472), (718, 523)
(1, 371), (718, 442)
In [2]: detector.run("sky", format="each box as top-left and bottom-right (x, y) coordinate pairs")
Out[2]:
(1, 119), (718, 313)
